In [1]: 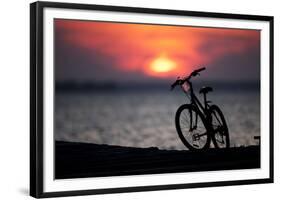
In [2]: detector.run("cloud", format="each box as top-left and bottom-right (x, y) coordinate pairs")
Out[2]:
(55, 19), (260, 82)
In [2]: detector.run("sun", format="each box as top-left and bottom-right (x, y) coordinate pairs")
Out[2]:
(149, 56), (177, 73)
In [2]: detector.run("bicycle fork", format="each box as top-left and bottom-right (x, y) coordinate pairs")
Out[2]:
(189, 109), (198, 132)
(189, 110), (203, 142)
(190, 109), (208, 142)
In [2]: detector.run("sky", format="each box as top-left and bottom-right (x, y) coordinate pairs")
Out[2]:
(55, 19), (260, 84)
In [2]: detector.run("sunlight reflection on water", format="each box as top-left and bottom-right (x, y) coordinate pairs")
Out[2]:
(55, 89), (260, 150)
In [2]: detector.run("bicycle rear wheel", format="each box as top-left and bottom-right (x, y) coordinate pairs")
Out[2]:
(209, 105), (230, 148)
(175, 104), (210, 150)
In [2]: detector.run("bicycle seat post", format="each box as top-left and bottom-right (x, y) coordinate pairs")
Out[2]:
(199, 86), (213, 110)
(203, 93), (207, 110)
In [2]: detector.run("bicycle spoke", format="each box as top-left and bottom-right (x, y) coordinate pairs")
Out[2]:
(183, 111), (189, 121)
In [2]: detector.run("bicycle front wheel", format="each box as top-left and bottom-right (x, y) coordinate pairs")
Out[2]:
(209, 105), (230, 148)
(175, 104), (210, 151)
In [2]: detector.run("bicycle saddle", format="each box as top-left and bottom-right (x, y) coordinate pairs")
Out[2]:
(199, 86), (213, 94)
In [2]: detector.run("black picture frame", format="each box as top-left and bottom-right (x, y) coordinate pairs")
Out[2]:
(30, 1), (274, 198)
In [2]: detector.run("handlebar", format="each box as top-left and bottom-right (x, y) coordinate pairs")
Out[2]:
(170, 67), (206, 90)
(192, 67), (206, 75)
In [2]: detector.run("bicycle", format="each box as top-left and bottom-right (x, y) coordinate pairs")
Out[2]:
(171, 67), (230, 151)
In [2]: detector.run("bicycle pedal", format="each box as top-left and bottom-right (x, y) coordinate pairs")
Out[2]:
(193, 144), (199, 148)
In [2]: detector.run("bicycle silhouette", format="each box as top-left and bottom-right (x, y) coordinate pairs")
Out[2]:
(171, 67), (230, 151)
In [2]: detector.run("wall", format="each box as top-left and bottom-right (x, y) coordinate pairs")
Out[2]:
(0, 0), (279, 199)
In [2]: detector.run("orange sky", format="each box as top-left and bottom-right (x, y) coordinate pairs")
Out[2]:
(55, 19), (260, 82)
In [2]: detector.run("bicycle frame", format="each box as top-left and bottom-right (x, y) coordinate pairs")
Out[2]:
(183, 80), (225, 138)
(184, 80), (209, 115)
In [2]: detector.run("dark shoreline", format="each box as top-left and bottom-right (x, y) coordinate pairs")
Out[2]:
(55, 80), (260, 93)
(55, 141), (260, 179)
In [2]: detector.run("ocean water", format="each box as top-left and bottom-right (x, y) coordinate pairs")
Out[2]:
(55, 88), (260, 150)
